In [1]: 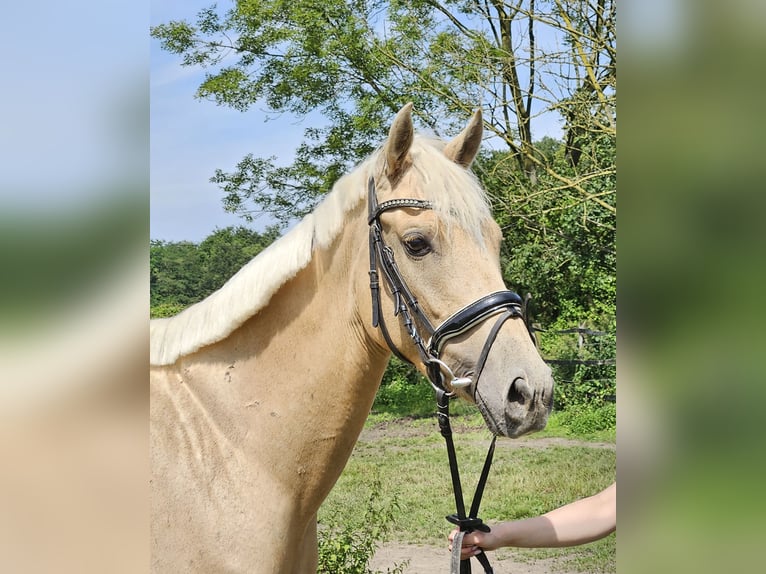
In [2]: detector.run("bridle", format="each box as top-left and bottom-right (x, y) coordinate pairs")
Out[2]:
(367, 176), (534, 574)
(368, 176), (529, 394)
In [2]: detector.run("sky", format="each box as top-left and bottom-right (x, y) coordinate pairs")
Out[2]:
(151, 1), (305, 242)
(150, 0), (566, 243)
(2, 2), (146, 212)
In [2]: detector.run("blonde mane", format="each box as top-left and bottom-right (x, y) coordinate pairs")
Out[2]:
(150, 135), (492, 366)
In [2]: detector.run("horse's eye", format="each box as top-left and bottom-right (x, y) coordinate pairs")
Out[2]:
(402, 234), (431, 257)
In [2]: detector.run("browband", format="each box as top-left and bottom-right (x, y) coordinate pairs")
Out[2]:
(368, 197), (433, 224)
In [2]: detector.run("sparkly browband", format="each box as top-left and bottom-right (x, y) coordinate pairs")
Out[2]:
(367, 198), (433, 224)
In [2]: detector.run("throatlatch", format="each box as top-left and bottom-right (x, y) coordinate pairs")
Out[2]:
(367, 176), (534, 574)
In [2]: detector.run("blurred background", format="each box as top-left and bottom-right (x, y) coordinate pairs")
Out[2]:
(0, 2), (148, 572)
(0, 0), (764, 572)
(619, 0), (766, 572)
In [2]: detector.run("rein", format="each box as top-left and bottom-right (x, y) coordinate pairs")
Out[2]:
(367, 176), (530, 574)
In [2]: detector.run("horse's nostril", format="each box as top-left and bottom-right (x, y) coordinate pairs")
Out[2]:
(508, 377), (533, 405)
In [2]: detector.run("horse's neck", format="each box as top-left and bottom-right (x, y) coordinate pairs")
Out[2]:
(178, 210), (389, 500)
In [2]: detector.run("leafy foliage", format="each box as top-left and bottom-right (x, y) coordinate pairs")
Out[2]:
(150, 240), (203, 309)
(317, 478), (407, 574)
(478, 135), (616, 326)
(372, 357), (434, 417)
(556, 402), (616, 437)
(543, 327), (616, 412)
(478, 134), (616, 422)
(150, 225), (279, 316)
(152, 0), (615, 225)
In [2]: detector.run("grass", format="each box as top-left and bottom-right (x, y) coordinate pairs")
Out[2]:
(367, 405), (616, 442)
(320, 409), (616, 573)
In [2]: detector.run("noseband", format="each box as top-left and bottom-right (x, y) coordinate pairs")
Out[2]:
(367, 176), (533, 574)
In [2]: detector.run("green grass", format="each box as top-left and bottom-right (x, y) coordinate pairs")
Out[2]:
(537, 408), (617, 442)
(366, 405), (616, 442)
(321, 411), (615, 573)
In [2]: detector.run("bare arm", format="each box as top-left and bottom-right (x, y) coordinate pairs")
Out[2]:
(450, 482), (616, 558)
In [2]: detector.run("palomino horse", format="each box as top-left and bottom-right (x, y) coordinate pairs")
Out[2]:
(150, 103), (554, 573)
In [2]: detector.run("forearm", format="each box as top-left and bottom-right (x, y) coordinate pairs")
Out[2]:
(487, 483), (616, 549)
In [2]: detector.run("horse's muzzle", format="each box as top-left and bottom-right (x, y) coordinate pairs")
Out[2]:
(475, 366), (554, 438)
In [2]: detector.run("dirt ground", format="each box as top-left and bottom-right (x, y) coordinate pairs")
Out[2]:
(370, 542), (581, 574)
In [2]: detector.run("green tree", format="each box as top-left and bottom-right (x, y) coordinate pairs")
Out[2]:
(150, 225), (280, 317)
(476, 134), (615, 327)
(150, 239), (205, 308)
(197, 225), (281, 294)
(151, 0), (615, 225)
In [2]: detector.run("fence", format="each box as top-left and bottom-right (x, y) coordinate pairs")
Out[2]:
(533, 325), (616, 405)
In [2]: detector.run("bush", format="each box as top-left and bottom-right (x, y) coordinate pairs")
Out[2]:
(372, 357), (434, 417)
(556, 402), (616, 436)
(150, 301), (186, 318)
(537, 315), (616, 414)
(373, 377), (434, 417)
(317, 480), (407, 574)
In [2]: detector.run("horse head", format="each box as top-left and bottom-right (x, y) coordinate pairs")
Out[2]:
(363, 103), (554, 438)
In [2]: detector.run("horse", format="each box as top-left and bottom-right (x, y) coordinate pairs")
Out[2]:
(150, 103), (555, 573)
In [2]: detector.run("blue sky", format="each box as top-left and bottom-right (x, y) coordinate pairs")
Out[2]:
(150, 1), (566, 243)
(151, 1), (307, 242)
(2, 2), (146, 211)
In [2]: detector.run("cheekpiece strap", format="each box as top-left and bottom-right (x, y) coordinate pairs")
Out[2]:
(367, 176), (435, 365)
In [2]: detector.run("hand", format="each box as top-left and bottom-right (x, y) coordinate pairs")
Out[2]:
(447, 482), (616, 552)
(448, 528), (487, 560)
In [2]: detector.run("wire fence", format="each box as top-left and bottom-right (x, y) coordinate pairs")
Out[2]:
(534, 325), (616, 405)
(533, 326), (616, 363)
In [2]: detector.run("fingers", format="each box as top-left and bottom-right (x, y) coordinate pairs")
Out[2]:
(448, 542), (480, 558)
(448, 528), (483, 559)
(449, 528), (478, 546)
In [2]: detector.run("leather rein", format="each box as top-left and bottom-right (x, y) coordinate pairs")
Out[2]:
(367, 176), (532, 574)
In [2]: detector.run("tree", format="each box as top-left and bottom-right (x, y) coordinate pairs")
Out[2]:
(151, 0), (615, 223)
(197, 225), (281, 294)
(150, 239), (205, 308)
(477, 134), (615, 327)
(150, 225), (280, 316)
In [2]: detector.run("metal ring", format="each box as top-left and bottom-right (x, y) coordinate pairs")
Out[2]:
(428, 358), (473, 393)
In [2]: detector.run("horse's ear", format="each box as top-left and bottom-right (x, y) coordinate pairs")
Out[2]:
(444, 109), (483, 168)
(385, 102), (414, 179)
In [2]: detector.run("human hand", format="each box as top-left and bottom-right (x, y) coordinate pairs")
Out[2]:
(448, 528), (493, 560)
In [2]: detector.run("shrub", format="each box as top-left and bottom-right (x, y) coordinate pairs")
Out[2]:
(556, 402), (616, 436)
(372, 357), (434, 417)
(150, 301), (186, 318)
(537, 315), (616, 413)
(317, 480), (407, 574)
